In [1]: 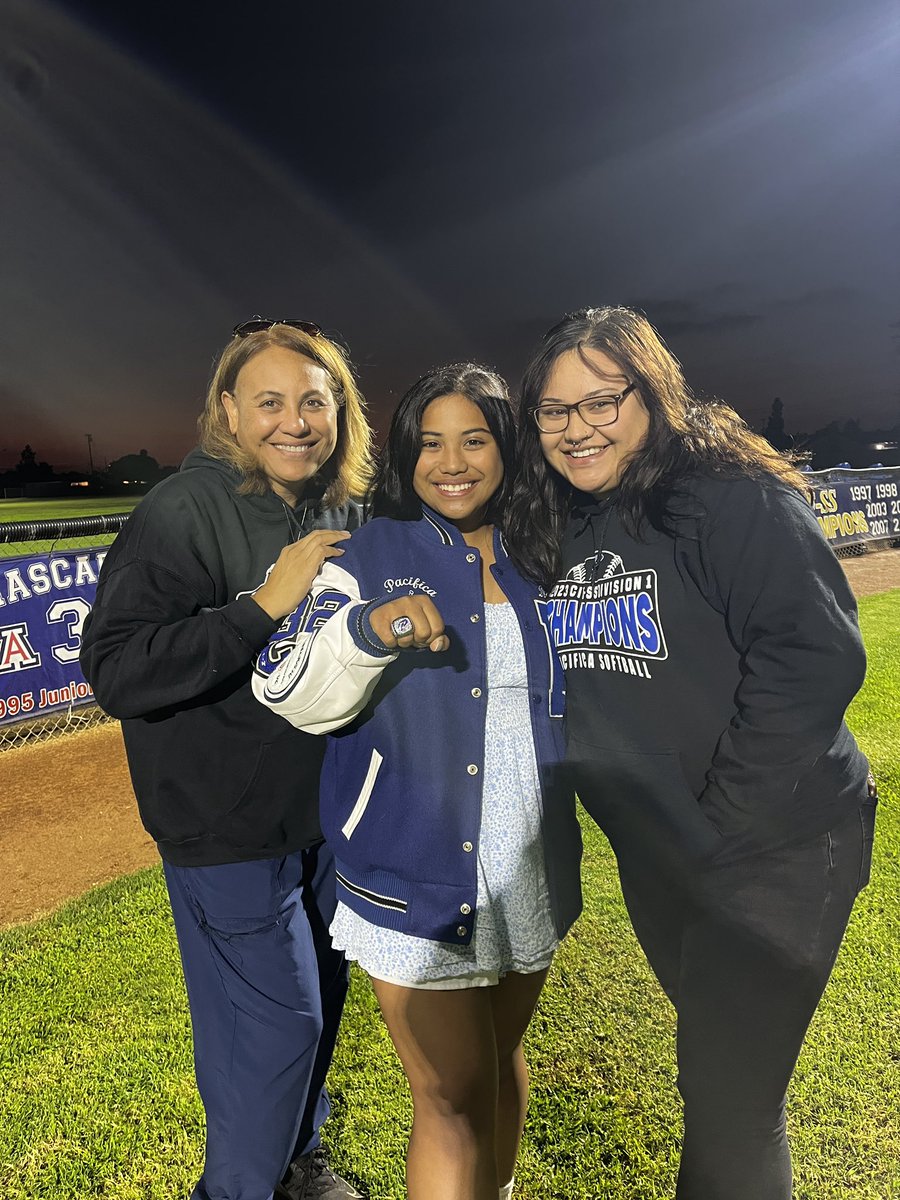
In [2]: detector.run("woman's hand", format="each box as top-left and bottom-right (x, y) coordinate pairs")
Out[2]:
(252, 530), (352, 620)
(369, 596), (449, 653)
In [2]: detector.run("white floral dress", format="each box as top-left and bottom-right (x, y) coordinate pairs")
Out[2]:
(330, 602), (559, 988)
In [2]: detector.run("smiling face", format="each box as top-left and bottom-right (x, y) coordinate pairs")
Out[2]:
(538, 347), (650, 495)
(412, 392), (504, 532)
(221, 345), (339, 503)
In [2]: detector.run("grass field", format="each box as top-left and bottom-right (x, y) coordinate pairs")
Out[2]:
(0, 592), (897, 1199)
(0, 497), (140, 523)
(0, 497), (139, 559)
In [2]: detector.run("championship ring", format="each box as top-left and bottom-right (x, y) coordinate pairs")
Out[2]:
(390, 615), (414, 638)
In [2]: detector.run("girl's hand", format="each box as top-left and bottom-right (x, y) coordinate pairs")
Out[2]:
(369, 596), (449, 653)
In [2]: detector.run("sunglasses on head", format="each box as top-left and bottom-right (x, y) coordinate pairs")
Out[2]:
(232, 318), (321, 339)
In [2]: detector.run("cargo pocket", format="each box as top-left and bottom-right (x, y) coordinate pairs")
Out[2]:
(856, 797), (877, 894)
(341, 748), (383, 840)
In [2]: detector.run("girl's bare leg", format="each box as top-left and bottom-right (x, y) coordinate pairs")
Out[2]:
(372, 979), (499, 1200)
(490, 968), (550, 1191)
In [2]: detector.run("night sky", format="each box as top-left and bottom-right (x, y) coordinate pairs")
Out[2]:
(1, 0), (897, 472)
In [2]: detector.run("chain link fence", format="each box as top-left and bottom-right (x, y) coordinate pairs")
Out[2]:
(0, 513), (130, 751)
(0, 703), (113, 750)
(0, 512), (131, 557)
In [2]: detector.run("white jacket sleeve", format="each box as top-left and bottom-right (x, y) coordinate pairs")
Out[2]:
(251, 559), (398, 735)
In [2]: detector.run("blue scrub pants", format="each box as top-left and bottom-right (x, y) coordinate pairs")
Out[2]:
(163, 842), (349, 1200)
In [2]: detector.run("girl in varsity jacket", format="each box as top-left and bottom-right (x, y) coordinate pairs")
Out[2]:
(254, 363), (581, 1200)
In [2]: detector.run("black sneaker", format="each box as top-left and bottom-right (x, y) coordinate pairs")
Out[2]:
(277, 1149), (363, 1199)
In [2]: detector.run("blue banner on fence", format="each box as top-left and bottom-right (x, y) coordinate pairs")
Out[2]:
(0, 545), (109, 725)
(809, 467), (900, 548)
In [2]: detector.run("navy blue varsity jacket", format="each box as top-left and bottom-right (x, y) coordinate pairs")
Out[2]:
(252, 507), (582, 945)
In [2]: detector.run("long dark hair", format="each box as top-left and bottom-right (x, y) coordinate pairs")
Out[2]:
(506, 306), (808, 587)
(371, 362), (516, 525)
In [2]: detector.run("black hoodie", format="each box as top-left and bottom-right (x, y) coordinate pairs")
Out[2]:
(545, 473), (869, 872)
(80, 448), (361, 866)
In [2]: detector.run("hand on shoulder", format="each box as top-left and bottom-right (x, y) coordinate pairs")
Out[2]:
(252, 529), (352, 620)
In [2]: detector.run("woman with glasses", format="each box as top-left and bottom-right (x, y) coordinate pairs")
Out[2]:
(254, 364), (582, 1200)
(81, 320), (373, 1200)
(505, 306), (876, 1199)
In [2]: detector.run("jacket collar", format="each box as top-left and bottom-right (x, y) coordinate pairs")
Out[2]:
(418, 504), (508, 560)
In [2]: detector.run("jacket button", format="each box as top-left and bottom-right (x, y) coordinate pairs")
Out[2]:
(470, 613), (480, 623)
(471, 687), (482, 698)
(462, 841), (473, 852)
(457, 925), (467, 937)
(460, 903), (472, 915)
(466, 553), (477, 563)
(467, 764), (478, 775)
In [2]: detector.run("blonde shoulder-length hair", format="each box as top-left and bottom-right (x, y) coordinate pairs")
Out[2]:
(197, 323), (375, 506)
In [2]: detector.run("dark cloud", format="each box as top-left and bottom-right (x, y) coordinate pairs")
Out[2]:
(630, 299), (765, 338)
(1, 0), (897, 466)
(771, 287), (862, 309)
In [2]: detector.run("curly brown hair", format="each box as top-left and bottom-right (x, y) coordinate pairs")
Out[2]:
(507, 305), (808, 586)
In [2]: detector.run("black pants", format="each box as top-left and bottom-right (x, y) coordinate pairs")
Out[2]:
(615, 799), (876, 1200)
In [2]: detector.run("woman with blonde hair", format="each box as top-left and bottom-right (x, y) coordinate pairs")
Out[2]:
(82, 319), (373, 1200)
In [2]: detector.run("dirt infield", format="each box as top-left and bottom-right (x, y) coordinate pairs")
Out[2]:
(836, 546), (900, 598)
(1, 548), (898, 928)
(0, 723), (155, 927)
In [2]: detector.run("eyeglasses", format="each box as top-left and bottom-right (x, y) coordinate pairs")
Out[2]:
(530, 383), (637, 433)
(232, 318), (321, 339)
